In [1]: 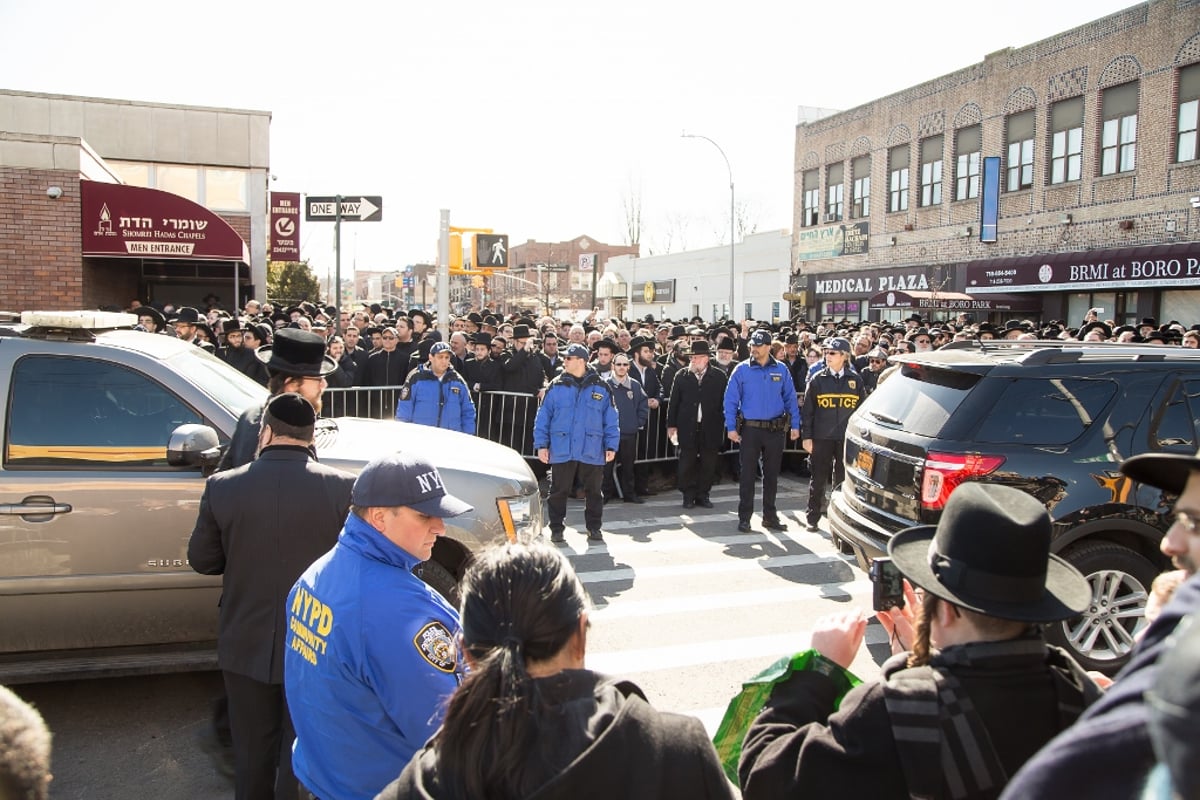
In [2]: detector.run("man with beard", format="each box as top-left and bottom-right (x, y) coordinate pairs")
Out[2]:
(217, 319), (270, 386)
(713, 336), (738, 376)
(1001, 447), (1200, 799)
(667, 340), (727, 509)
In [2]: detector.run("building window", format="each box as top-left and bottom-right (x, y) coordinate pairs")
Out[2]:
(802, 170), (819, 226)
(1177, 64), (1200, 162)
(919, 135), (944, 207)
(888, 145), (909, 213)
(1050, 97), (1084, 184)
(826, 163), (844, 222)
(1101, 81), (1138, 175)
(851, 155), (871, 218)
(1005, 110), (1035, 191)
(205, 169), (248, 211)
(954, 126), (981, 200)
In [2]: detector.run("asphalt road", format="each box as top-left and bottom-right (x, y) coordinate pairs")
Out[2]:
(10, 470), (892, 800)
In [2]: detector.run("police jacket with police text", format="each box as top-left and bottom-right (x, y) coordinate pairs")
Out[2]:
(722, 356), (802, 433)
(533, 368), (621, 465)
(801, 366), (864, 441)
(395, 364), (476, 434)
(284, 513), (463, 800)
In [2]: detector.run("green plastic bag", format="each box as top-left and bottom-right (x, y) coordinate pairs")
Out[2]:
(711, 649), (861, 785)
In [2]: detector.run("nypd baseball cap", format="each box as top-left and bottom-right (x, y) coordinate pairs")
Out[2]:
(749, 329), (773, 346)
(564, 343), (590, 359)
(351, 452), (473, 518)
(429, 341), (451, 356)
(824, 337), (852, 353)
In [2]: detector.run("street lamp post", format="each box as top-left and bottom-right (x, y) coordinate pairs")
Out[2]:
(682, 131), (734, 320)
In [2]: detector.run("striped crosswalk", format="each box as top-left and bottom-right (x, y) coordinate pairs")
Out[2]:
(549, 475), (891, 737)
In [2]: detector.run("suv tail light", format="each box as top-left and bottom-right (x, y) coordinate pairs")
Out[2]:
(921, 451), (1006, 510)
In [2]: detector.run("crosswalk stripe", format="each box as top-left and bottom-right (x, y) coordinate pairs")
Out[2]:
(588, 626), (890, 676)
(574, 551), (845, 583)
(589, 580), (872, 620)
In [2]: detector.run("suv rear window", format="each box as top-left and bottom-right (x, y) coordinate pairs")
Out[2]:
(859, 364), (980, 438)
(973, 377), (1116, 445)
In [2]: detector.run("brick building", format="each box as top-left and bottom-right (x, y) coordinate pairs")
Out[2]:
(502, 235), (639, 318)
(0, 90), (270, 311)
(792, 0), (1200, 328)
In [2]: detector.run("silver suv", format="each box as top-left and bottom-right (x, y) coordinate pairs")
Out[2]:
(0, 311), (542, 684)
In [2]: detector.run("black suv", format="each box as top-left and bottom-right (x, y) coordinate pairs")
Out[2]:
(828, 340), (1196, 673)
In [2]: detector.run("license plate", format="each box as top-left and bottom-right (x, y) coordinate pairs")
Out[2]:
(855, 450), (874, 475)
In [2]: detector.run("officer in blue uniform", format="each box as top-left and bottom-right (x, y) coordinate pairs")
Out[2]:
(395, 342), (477, 434)
(801, 337), (865, 531)
(723, 329), (802, 533)
(285, 452), (473, 800)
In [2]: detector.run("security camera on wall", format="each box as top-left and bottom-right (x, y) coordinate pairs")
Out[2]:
(46, 186), (63, 200)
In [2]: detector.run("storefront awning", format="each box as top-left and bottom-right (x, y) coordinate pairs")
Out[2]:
(869, 290), (1042, 312)
(81, 181), (249, 263)
(965, 243), (1200, 293)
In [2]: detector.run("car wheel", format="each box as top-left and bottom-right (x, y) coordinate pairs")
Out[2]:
(414, 560), (462, 607)
(1047, 541), (1158, 674)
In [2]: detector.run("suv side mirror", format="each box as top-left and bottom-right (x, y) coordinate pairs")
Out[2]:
(167, 424), (222, 470)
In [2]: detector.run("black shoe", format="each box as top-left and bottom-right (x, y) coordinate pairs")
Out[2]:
(639, 488), (658, 496)
(624, 496), (645, 504)
(737, 521), (752, 533)
(696, 498), (714, 509)
(587, 530), (604, 542)
(805, 520), (820, 532)
(682, 499), (696, 509)
(763, 519), (788, 532)
(195, 728), (235, 784)
(550, 530), (565, 543)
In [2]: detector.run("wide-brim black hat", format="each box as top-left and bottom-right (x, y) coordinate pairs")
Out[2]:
(888, 482), (1090, 623)
(138, 307), (166, 328)
(255, 328), (337, 376)
(688, 340), (711, 356)
(1121, 450), (1200, 496)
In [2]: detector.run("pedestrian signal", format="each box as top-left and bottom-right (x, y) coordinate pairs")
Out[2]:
(475, 234), (509, 269)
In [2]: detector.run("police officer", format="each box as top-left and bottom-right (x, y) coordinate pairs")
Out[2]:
(723, 329), (802, 533)
(801, 337), (865, 532)
(396, 342), (476, 434)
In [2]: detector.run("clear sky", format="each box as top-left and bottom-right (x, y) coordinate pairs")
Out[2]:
(1, 0), (1138, 280)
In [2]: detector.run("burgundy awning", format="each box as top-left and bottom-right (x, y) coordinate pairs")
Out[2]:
(965, 244), (1200, 293)
(81, 181), (249, 262)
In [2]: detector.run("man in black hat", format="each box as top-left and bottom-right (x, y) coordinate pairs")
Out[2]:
(740, 483), (1100, 800)
(189, 394), (355, 800)
(217, 329), (338, 471)
(1000, 445), (1200, 800)
(174, 306), (203, 345)
(137, 306), (167, 334)
(666, 340), (727, 509)
(217, 318), (270, 386)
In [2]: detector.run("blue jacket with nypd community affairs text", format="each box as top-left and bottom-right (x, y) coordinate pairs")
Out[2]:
(723, 355), (802, 432)
(533, 367), (621, 465)
(284, 513), (463, 800)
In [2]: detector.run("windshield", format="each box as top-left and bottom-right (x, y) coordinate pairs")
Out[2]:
(166, 347), (267, 417)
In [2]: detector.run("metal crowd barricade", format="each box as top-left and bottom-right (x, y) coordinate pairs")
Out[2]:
(320, 385), (806, 461)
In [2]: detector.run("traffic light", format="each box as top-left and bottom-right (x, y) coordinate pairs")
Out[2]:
(475, 234), (508, 269)
(450, 233), (464, 271)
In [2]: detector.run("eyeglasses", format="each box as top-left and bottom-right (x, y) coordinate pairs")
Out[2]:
(1169, 510), (1200, 534)
(614, 362), (630, 367)
(382, 335), (397, 340)
(869, 358), (886, 364)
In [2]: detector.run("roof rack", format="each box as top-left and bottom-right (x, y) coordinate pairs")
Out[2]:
(939, 338), (1200, 365)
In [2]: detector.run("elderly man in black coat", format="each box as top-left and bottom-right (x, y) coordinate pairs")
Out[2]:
(189, 394), (356, 800)
(666, 341), (728, 509)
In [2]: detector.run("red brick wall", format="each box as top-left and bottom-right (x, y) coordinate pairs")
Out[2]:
(0, 167), (83, 309)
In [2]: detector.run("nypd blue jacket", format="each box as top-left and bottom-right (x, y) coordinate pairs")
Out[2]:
(284, 513), (463, 800)
(533, 368), (621, 465)
(395, 364), (477, 434)
(605, 373), (649, 436)
(723, 356), (802, 433)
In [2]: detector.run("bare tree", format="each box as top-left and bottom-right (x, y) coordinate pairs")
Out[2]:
(620, 176), (643, 248)
(735, 198), (761, 241)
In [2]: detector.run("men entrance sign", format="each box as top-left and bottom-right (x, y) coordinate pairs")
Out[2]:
(305, 195), (383, 222)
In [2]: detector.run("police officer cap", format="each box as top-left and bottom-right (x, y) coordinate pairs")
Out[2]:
(265, 392), (317, 428)
(351, 452), (473, 518)
(824, 337), (852, 353)
(748, 329), (773, 346)
(430, 341), (451, 356)
(563, 343), (590, 359)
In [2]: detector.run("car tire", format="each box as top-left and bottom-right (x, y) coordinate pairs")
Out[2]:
(1047, 541), (1159, 675)
(414, 560), (462, 607)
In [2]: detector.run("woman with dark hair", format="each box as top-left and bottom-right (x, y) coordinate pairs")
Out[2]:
(376, 543), (735, 800)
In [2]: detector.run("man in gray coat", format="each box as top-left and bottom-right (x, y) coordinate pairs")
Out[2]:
(189, 393), (356, 800)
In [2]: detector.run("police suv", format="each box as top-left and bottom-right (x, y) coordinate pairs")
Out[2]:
(0, 311), (542, 684)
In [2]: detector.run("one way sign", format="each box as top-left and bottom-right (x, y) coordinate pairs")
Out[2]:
(305, 195), (383, 222)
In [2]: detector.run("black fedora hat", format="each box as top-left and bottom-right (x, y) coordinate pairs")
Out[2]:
(221, 318), (245, 335)
(1120, 447), (1200, 496)
(175, 306), (201, 325)
(137, 306), (166, 329)
(888, 483), (1090, 623)
(255, 328), (337, 377)
(688, 340), (711, 356)
(628, 335), (654, 352)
